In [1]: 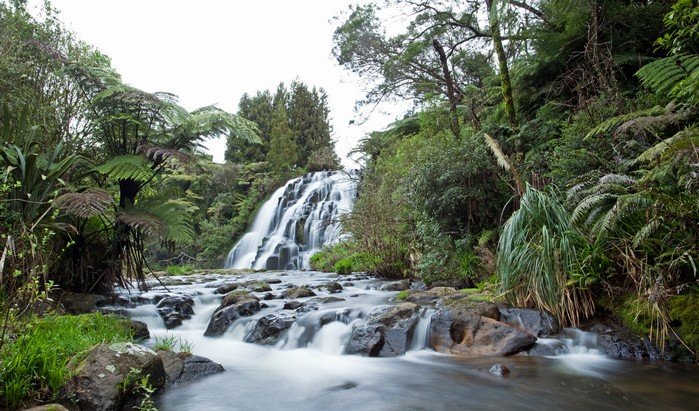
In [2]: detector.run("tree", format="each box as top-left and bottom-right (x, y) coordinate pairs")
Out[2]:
(266, 100), (297, 176)
(226, 90), (274, 163)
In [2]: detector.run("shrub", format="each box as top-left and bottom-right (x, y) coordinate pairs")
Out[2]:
(333, 258), (353, 275)
(164, 264), (195, 276)
(0, 313), (133, 409)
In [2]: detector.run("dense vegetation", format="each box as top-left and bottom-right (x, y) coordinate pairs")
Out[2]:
(314, 0), (698, 358)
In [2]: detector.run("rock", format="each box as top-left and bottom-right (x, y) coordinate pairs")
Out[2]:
(129, 320), (150, 341)
(498, 307), (560, 337)
(157, 350), (224, 386)
(380, 280), (410, 292)
(248, 281), (272, 292)
(245, 313), (295, 345)
(283, 300), (305, 310)
(281, 287), (316, 299)
(439, 295), (501, 321)
(405, 287), (458, 304)
(346, 303), (420, 357)
(204, 290), (260, 336)
(430, 304), (536, 356)
(156, 296), (195, 329)
(342, 282), (355, 287)
(489, 363), (510, 377)
(62, 343), (166, 411)
(265, 278), (282, 284)
(214, 282), (240, 294)
(309, 296), (346, 304)
(315, 281), (343, 293)
(25, 405), (69, 411)
(56, 291), (108, 314)
(580, 318), (662, 360)
(262, 293), (276, 301)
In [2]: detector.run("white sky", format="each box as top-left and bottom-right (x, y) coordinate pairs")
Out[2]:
(32, 0), (411, 167)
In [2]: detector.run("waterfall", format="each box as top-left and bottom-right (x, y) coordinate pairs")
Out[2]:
(225, 170), (357, 270)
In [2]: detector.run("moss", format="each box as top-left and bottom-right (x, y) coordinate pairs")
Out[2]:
(668, 290), (699, 356)
(396, 290), (409, 301)
(614, 294), (653, 336)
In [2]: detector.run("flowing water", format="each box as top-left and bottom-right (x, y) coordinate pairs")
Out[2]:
(224, 171), (357, 270)
(109, 271), (699, 411)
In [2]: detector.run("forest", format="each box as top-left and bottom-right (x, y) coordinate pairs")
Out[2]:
(0, 0), (698, 409)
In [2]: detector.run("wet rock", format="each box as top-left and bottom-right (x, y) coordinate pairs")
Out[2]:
(214, 282), (240, 294)
(581, 317), (662, 360)
(430, 302), (536, 356)
(380, 279), (410, 292)
(245, 313), (296, 345)
(62, 343), (166, 411)
(157, 350), (224, 386)
(489, 363), (510, 377)
(327, 382), (358, 391)
(248, 281), (272, 292)
(315, 281), (343, 293)
(204, 290), (260, 336)
(156, 296), (195, 329)
(347, 303), (420, 357)
(499, 307), (560, 337)
(129, 320), (150, 341)
(265, 278), (283, 284)
(439, 295), (501, 321)
(55, 291), (108, 314)
(284, 300), (305, 310)
(405, 287), (458, 304)
(25, 404), (69, 411)
(282, 287), (316, 299)
(525, 340), (561, 356)
(262, 292), (276, 301)
(342, 282), (355, 287)
(309, 296), (346, 304)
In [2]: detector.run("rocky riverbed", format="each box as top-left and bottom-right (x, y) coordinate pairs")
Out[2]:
(81, 270), (698, 410)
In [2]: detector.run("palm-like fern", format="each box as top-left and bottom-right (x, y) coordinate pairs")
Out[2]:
(636, 54), (699, 104)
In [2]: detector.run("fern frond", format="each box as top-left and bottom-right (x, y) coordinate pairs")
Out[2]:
(636, 126), (699, 163)
(637, 54), (699, 102)
(136, 144), (190, 165)
(54, 189), (114, 218)
(585, 107), (664, 139)
(119, 197), (196, 243)
(95, 155), (154, 182)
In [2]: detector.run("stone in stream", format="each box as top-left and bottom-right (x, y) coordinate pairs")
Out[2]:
(405, 287), (458, 304)
(380, 279), (410, 292)
(129, 320), (150, 341)
(265, 278), (283, 284)
(498, 307), (560, 337)
(346, 303), (421, 357)
(489, 363), (511, 377)
(62, 343), (166, 411)
(214, 282), (240, 294)
(429, 296), (536, 356)
(314, 281), (344, 293)
(245, 313), (296, 345)
(281, 287), (316, 299)
(247, 281), (272, 292)
(204, 290), (261, 336)
(262, 292), (276, 300)
(284, 300), (305, 310)
(157, 350), (224, 386)
(156, 295), (195, 329)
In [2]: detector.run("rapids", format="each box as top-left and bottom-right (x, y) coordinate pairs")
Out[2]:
(107, 271), (698, 411)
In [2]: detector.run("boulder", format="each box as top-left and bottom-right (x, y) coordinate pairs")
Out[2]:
(315, 282), (343, 294)
(346, 303), (420, 357)
(62, 343), (166, 411)
(245, 313), (296, 345)
(380, 280), (410, 292)
(262, 293), (276, 301)
(248, 281), (272, 292)
(157, 350), (224, 386)
(156, 296), (195, 329)
(214, 282), (240, 294)
(204, 290), (260, 336)
(309, 296), (346, 304)
(430, 301), (536, 356)
(581, 318), (662, 360)
(265, 278), (283, 284)
(498, 307), (560, 337)
(281, 287), (316, 299)
(56, 291), (108, 314)
(129, 320), (150, 341)
(283, 300), (305, 310)
(405, 287), (458, 304)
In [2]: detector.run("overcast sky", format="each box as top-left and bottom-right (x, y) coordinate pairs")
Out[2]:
(33, 0), (410, 166)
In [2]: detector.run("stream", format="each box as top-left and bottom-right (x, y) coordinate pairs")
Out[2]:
(108, 270), (698, 411)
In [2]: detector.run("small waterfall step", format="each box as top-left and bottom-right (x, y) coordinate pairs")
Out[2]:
(225, 170), (357, 270)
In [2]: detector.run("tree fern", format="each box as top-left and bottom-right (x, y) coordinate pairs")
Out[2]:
(94, 155), (154, 182)
(636, 54), (699, 103)
(54, 189), (114, 219)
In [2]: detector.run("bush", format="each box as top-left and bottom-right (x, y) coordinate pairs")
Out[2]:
(309, 241), (378, 274)
(164, 264), (195, 276)
(0, 313), (133, 409)
(333, 258), (353, 275)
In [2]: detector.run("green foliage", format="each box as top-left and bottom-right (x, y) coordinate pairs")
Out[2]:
(164, 264), (195, 276)
(333, 258), (353, 275)
(395, 290), (409, 301)
(497, 186), (597, 326)
(668, 290), (699, 358)
(309, 241), (377, 274)
(266, 100), (298, 176)
(0, 313), (133, 409)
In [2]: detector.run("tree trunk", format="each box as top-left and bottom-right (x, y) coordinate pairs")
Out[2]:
(486, 0), (517, 129)
(432, 38), (461, 138)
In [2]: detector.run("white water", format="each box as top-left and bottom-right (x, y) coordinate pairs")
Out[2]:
(225, 171), (357, 270)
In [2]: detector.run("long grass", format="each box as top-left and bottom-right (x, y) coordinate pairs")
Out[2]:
(0, 313), (133, 409)
(497, 186), (596, 326)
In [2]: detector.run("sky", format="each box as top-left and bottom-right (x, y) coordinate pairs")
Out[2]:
(32, 0), (411, 167)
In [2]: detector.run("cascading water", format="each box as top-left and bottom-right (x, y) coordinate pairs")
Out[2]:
(225, 170), (357, 270)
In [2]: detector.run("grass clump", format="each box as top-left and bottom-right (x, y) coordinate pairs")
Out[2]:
(668, 290), (699, 358)
(0, 313), (133, 409)
(153, 334), (194, 354)
(396, 290), (409, 301)
(164, 264), (196, 276)
(309, 241), (377, 273)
